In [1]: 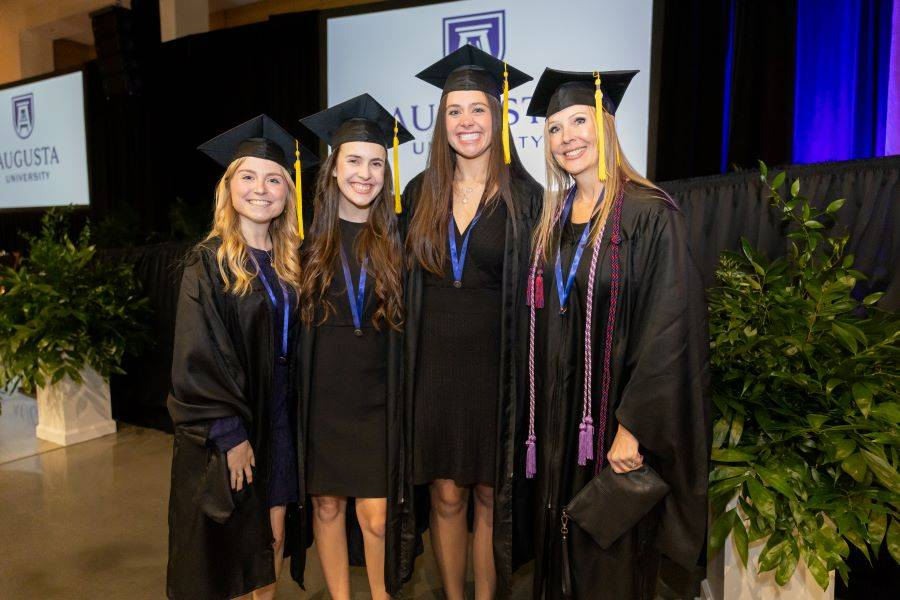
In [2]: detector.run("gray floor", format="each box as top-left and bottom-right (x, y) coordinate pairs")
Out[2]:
(0, 393), (533, 599)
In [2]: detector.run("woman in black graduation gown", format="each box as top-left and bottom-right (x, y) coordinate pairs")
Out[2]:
(401, 45), (543, 599)
(292, 94), (413, 600)
(522, 69), (710, 599)
(167, 115), (315, 599)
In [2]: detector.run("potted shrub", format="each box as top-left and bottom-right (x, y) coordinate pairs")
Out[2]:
(0, 209), (149, 445)
(705, 164), (899, 598)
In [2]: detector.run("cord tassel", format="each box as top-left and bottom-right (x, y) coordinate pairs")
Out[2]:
(526, 434), (537, 479)
(393, 118), (402, 214)
(535, 270), (544, 308)
(502, 62), (511, 165)
(594, 72), (607, 182)
(294, 140), (304, 239)
(577, 417), (594, 465)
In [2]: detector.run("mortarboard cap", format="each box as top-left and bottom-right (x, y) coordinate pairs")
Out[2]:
(198, 114), (317, 172)
(415, 43), (531, 96)
(526, 68), (638, 118)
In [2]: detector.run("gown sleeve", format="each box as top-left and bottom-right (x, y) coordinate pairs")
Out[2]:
(167, 246), (253, 431)
(613, 204), (711, 569)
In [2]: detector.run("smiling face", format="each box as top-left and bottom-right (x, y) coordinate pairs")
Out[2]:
(545, 103), (599, 178)
(444, 89), (493, 159)
(332, 141), (386, 214)
(229, 156), (288, 226)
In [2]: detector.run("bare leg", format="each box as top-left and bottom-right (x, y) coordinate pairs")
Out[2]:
(252, 505), (287, 600)
(312, 495), (351, 600)
(430, 479), (470, 600)
(472, 484), (496, 600)
(356, 497), (389, 600)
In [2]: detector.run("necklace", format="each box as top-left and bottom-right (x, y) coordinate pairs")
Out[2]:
(455, 179), (485, 204)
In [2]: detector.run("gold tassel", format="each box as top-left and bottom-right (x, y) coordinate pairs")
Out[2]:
(502, 62), (511, 165)
(294, 140), (304, 240)
(393, 118), (402, 214)
(594, 71), (607, 182)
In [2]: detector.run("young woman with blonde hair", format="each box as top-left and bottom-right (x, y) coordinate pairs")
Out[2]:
(166, 115), (315, 600)
(523, 69), (709, 599)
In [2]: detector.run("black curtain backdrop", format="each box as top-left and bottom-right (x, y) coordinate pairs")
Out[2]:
(653, 0), (797, 181)
(0, 11), (320, 252)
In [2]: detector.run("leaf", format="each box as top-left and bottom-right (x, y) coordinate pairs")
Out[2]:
(747, 477), (776, 521)
(861, 450), (900, 494)
(709, 508), (735, 552)
(775, 540), (800, 586)
(758, 160), (768, 177)
(729, 414), (745, 446)
(755, 466), (796, 499)
(712, 448), (757, 463)
(888, 519), (900, 564)
(852, 382), (873, 417)
(830, 437), (856, 461)
(868, 511), (887, 549)
(758, 536), (787, 572)
(772, 171), (786, 190)
(825, 198), (845, 213)
(871, 402), (900, 424)
(863, 292), (884, 306)
(804, 220), (825, 229)
(806, 414), (828, 430)
(825, 378), (843, 395)
(791, 178), (800, 197)
(712, 417), (729, 448)
(831, 322), (858, 354)
(841, 453), (867, 482)
(806, 554), (831, 591)
(732, 516), (749, 567)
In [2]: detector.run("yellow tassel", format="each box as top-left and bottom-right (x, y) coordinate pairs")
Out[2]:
(294, 140), (304, 240)
(594, 71), (607, 182)
(393, 118), (401, 214)
(502, 62), (511, 165)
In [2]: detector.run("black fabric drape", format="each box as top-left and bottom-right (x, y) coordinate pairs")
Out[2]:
(653, 0), (798, 181)
(661, 155), (900, 310)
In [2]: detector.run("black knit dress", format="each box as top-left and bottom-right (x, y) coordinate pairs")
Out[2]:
(413, 200), (507, 487)
(306, 219), (388, 498)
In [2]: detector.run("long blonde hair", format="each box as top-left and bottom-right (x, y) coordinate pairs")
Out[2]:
(533, 110), (672, 261)
(201, 156), (302, 297)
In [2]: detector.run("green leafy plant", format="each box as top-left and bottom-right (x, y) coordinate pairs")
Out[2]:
(706, 162), (900, 590)
(0, 208), (150, 395)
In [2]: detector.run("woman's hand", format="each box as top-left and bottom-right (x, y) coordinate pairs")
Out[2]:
(226, 440), (255, 491)
(607, 424), (643, 473)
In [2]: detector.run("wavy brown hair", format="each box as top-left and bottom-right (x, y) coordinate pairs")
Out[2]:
(406, 92), (528, 275)
(298, 146), (404, 331)
(201, 156), (302, 297)
(534, 110), (674, 262)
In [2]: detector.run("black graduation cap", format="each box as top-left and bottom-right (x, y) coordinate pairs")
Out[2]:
(299, 93), (413, 149)
(526, 68), (639, 118)
(415, 43), (531, 96)
(300, 93), (414, 214)
(197, 114), (318, 173)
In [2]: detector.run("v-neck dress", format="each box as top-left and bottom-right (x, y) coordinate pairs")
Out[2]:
(413, 201), (508, 486)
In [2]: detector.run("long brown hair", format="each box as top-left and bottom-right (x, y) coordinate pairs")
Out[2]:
(201, 157), (302, 297)
(406, 92), (526, 275)
(534, 110), (673, 262)
(298, 146), (404, 331)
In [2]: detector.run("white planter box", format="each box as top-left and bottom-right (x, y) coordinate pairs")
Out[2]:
(704, 500), (835, 600)
(35, 365), (116, 446)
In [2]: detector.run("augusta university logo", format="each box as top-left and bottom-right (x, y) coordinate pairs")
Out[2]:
(13, 93), (34, 139)
(443, 10), (506, 59)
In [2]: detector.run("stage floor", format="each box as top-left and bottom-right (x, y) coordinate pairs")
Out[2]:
(0, 403), (536, 599)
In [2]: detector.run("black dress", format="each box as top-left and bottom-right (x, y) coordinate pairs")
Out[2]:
(529, 186), (710, 599)
(413, 200), (507, 487)
(306, 219), (389, 498)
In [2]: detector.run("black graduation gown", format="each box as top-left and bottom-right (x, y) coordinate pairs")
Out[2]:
(530, 187), (710, 599)
(166, 239), (300, 600)
(397, 169), (543, 596)
(289, 232), (408, 596)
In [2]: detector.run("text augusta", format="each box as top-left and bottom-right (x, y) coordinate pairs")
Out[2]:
(0, 146), (60, 170)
